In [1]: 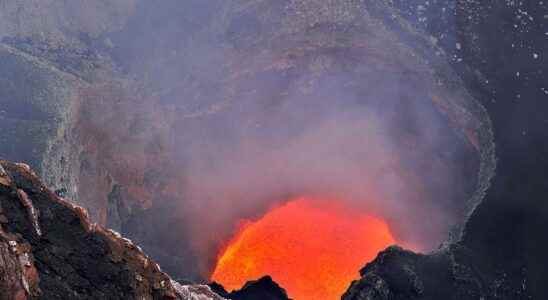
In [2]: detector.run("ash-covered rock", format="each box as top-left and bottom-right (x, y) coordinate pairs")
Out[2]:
(172, 281), (226, 300)
(0, 160), (223, 300)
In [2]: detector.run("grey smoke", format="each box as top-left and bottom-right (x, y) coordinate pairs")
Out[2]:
(104, 0), (487, 277)
(0, 0), (493, 280)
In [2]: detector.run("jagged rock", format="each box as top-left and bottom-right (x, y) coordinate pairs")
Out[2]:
(172, 282), (226, 300)
(0, 160), (224, 300)
(342, 245), (485, 300)
(211, 276), (291, 300)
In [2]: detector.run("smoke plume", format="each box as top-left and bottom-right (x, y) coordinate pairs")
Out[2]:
(7, 0), (492, 280)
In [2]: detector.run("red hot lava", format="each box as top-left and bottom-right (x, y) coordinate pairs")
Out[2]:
(211, 197), (396, 300)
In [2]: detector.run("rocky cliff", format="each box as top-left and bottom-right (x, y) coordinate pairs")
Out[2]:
(0, 160), (225, 300)
(0, 160), (293, 299)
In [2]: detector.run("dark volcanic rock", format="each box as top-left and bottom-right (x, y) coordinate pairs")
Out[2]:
(0, 160), (224, 300)
(342, 245), (488, 300)
(211, 276), (291, 300)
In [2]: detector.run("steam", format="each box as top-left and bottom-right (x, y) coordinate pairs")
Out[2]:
(102, 0), (483, 278)
(179, 72), (474, 267)
(5, 0), (490, 280)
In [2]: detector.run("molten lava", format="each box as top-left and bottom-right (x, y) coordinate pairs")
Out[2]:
(211, 197), (395, 300)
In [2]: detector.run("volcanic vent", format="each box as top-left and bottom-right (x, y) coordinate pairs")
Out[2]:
(211, 197), (395, 300)
(31, 2), (494, 299)
(184, 44), (491, 300)
(177, 4), (494, 299)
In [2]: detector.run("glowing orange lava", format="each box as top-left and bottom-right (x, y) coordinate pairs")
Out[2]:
(210, 197), (395, 300)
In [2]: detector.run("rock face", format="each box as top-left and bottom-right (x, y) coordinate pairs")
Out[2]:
(0, 160), (223, 300)
(343, 1), (548, 299)
(0, 43), (81, 198)
(0, 158), (287, 300)
(342, 245), (497, 300)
